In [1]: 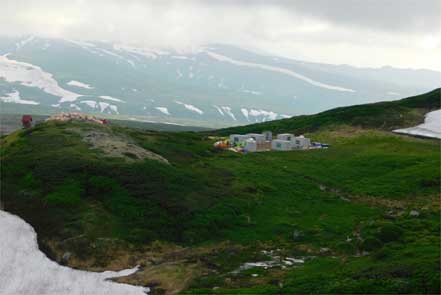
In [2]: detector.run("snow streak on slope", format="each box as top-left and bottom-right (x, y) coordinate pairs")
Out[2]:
(175, 101), (204, 115)
(0, 90), (39, 105)
(213, 105), (225, 116)
(205, 51), (355, 92)
(393, 110), (441, 139)
(0, 210), (148, 295)
(156, 107), (170, 115)
(220, 106), (236, 121)
(0, 55), (82, 103)
(15, 36), (36, 50)
(100, 96), (125, 103)
(67, 80), (94, 89)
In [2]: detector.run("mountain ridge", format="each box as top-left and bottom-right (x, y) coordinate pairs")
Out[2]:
(1, 36), (439, 127)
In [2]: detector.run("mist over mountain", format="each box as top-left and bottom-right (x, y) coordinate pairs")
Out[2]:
(0, 36), (439, 127)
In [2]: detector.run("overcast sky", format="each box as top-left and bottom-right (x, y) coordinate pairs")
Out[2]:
(3, 0), (441, 70)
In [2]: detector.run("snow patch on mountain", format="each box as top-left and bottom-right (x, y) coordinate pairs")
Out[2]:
(205, 51), (355, 92)
(79, 100), (118, 114)
(249, 109), (278, 121)
(0, 210), (148, 295)
(394, 110), (441, 139)
(220, 106), (236, 121)
(67, 80), (94, 89)
(241, 108), (249, 121)
(213, 105), (225, 116)
(69, 103), (81, 111)
(0, 54), (82, 103)
(241, 89), (262, 95)
(240, 108), (279, 122)
(80, 100), (97, 109)
(0, 90), (40, 105)
(113, 44), (158, 59)
(15, 36), (36, 50)
(171, 55), (189, 60)
(156, 107), (170, 115)
(175, 100), (204, 115)
(99, 95), (125, 103)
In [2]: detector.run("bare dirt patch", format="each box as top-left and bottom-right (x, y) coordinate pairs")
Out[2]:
(70, 128), (169, 164)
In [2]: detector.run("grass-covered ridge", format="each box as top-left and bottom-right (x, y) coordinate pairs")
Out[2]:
(215, 88), (440, 136)
(0, 90), (440, 294)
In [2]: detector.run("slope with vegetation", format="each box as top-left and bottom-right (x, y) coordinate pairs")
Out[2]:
(216, 88), (440, 136)
(0, 90), (440, 294)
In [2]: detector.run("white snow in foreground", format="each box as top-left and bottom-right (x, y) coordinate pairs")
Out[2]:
(0, 210), (148, 295)
(0, 90), (39, 105)
(0, 54), (82, 103)
(99, 95), (125, 103)
(205, 51), (355, 92)
(156, 107), (170, 115)
(175, 101), (204, 115)
(67, 80), (94, 89)
(393, 109), (441, 139)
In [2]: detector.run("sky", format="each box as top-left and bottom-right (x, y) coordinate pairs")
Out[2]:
(3, 0), (441, 70)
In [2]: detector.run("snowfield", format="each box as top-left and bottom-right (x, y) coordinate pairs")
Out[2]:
(393, 110), (441, 139)
(67, 80), (94, 89)
(156, 107), (170, 115)
(175, 101), (204, 115)
(0, 210), (148, 295)
(0, 54), (82, 103)
(0, 90), (40, 105)
(205, 51), (356, 92)
(99, 95), (126, 103)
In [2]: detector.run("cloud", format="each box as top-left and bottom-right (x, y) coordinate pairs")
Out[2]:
(1, 0), (440, 70)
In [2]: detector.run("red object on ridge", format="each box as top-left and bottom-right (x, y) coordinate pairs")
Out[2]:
(22, 115), (33, 128)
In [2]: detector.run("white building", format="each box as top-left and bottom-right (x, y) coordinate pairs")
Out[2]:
(230, 134), (249, 146)
(244, 138), (257, 152)
(277, 133), (295, 141)
(271, 139), (292, 151)
(262, 131), (272, 141)
(246, 133), (266, 144)
(292, 135), (311, 149)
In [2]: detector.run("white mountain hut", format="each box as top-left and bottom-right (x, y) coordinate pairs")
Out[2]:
(271, 139), (292, 151)
(244, 138), (257, 152)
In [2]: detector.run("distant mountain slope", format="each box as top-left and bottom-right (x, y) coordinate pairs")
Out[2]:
(215, 88), (441, 135)
(1, 36), (440, 127)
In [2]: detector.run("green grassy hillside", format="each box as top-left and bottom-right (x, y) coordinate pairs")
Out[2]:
(0, 90), (440, 294)
(216, 88), (440, 136)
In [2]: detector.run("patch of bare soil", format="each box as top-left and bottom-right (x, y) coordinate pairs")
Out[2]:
(70, 128), (169, 164)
